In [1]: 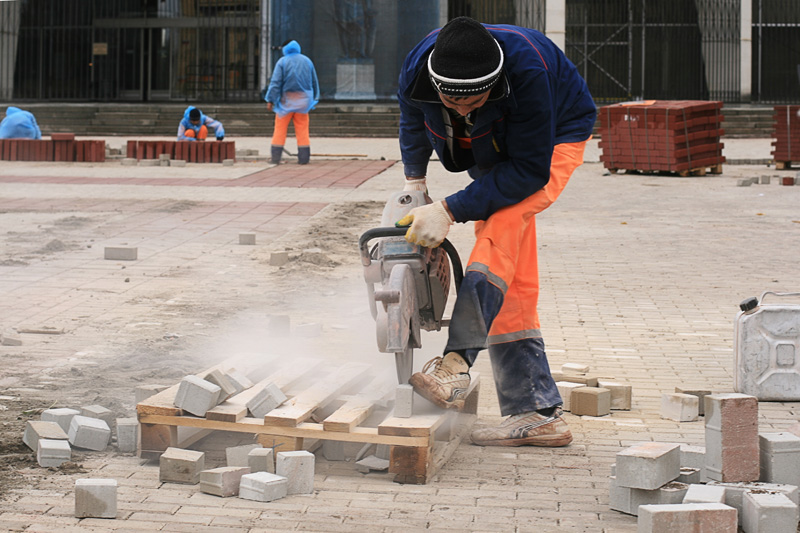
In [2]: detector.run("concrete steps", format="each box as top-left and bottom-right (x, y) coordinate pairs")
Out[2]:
(13, 102), (774, 138)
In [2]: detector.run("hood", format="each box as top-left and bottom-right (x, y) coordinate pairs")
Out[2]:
(282, 40), (301, 56)
(182, 105), (205, 124)
(5, 106), (22, 116)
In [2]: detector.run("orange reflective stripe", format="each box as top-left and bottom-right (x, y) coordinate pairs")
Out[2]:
(465, 139), (588, 340)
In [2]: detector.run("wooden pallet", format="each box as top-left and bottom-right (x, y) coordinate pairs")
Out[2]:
(136, 360), (480, 484)
(607, 163), (723, 177)
(774, 160), (797, 170)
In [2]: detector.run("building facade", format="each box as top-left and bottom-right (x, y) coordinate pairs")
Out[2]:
(0, 0), (797, 104)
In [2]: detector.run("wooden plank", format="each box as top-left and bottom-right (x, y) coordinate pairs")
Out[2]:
(263, 363), (372, 427)
(205, 361), (319, 423)
(379, 372), (480, 438)
(137, 413), (428, 446)
(322, 372), (395, 433)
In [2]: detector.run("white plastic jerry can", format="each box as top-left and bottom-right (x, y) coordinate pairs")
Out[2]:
(734, 292), (800, 401)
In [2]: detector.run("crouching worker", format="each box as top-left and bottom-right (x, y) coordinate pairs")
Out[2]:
(0, 106), (42, 139)
(396, 17), (596, 447)
(177, 106), (225, 141)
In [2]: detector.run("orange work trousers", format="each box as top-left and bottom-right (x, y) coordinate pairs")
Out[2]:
(272, 112), (310, 146)
(184, 126), (208, 140)
(467, 139), (588, 344)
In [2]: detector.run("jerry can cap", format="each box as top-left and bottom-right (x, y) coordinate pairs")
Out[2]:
(739, 296), (759, 312)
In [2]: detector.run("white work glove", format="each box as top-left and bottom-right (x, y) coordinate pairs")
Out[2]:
(396, 200), (453, 248)
(403, 177), (427, 192)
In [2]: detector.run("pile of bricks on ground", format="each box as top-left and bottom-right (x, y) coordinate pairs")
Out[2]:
(735, 174), (800, 187)
(0, 133), (105, 162)
(610, 392), (800, 532)
(771, 105), (800, 169)
(552, 363), (632, 416)
(598, 100), (725, 176)
(125, 140), (235, 163)
(74, 445), (316, 519)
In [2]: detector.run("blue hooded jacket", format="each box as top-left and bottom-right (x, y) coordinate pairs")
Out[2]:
(0, 107), (42, 140)
(265, 40), (320, 117)
(398, 24), (596, 223)
(177, 106), (225, 141)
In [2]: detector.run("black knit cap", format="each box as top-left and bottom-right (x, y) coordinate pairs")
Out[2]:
(428, 17), (504, 97)
(189, 108), (201, 121)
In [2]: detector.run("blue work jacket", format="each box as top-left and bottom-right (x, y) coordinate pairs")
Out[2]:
(398, 24), (596, 223)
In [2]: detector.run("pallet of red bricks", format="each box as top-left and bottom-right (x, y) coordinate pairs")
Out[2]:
(0, 133), (105, 162)
(771, 104), (800, 169)
(126, 140), (235, 163)
(598, 100), (725, 176)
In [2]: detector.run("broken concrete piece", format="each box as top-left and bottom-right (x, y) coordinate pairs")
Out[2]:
(356, 454), (390, 473)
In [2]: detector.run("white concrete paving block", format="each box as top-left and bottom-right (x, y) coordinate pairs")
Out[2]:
(139, 159), (159, 167)
(68, 415), (111, 451)
(104, 246), (138, 261)
(616, 442), (681, 490)
(683, 483), (726, 504)
(226, 443), (261, 468)
(120, 157), (137, 166)
(239, 232), (256, 245)
(222, 158), (234, 166)
(203, 369), (238, 402)
(239, 471), (288, 502)
(707, 481), (800, 526)
(555, 381), (586, 412)
(276, 450), (315, 494)
(742, 491), (798, 533)
(609, 476), (633, 514)
(561, 362), (590, 374)
(80, 404), (115, 428)
(394, 384), (414, 418)
(159, 447), (205, 484)
(225, 370), (253, 394)
(674, 387), (712, 415)
(134, 384), (167, 404)
(246, 382), (287, 418)
(170, 159), (186, 167)
(598, 380), (632, 410)
(680, 444), (707, 482)
(75, 478), (117, 519)
(173, 374), (222, 416)
(199, 466), (251, 497)
(23, 420), (68, 451)
(40, 408), (80, 434)
(637, 503), (737, 533)
(630, 482), (689, 516)
(248, 447), (275, 473)
(269, 251), (290, 266)
(759, 432), (800, 485)
(115, 418), (138, 453)
(37, 438), (71, 467)
(661, 393), (699, 422)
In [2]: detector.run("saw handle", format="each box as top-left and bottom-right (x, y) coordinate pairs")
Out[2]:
(358, 227), (463, 292)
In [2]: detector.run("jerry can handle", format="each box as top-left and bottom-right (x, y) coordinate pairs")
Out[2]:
(759, 291), (800, 304)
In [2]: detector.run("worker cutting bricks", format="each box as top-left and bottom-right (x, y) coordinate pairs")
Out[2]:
(396, 16), (596, 446)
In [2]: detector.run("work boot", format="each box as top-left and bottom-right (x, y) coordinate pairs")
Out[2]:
(297, 145), (310, 165)
(471, 409), (573, 447)
(270, 145), (283, 164)
(409, 352), (470, 410)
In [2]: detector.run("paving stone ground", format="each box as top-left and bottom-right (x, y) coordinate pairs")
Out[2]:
(0, 136), (798, 532)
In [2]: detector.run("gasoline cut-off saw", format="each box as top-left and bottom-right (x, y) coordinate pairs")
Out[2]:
(359, 190), (463, 385)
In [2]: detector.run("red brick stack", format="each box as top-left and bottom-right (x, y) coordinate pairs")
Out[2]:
(126, 140), (235, 163)
(770, 105), (800, 169)
(0, 134), (105, 162)
(598, 100), (725, 176)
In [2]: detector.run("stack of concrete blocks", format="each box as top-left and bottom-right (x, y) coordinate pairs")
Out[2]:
(74, 479), (117, 519)
(610, 392), (800, 532)
(239, 450), (315, 502)
(26, 419), (72, 467)
(159, 447), (205, 484)
(68, 415), (112, 451)
(553, 362), (632, 416)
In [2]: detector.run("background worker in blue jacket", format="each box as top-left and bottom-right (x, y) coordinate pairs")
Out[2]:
(177, 106), (225, 142)
(396, 17), (596, 447)
(0, 106), (42, 139)
(265, 39), (320, 165)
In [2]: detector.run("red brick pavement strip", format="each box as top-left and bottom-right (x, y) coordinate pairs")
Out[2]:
(0, 159), (396, 189)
